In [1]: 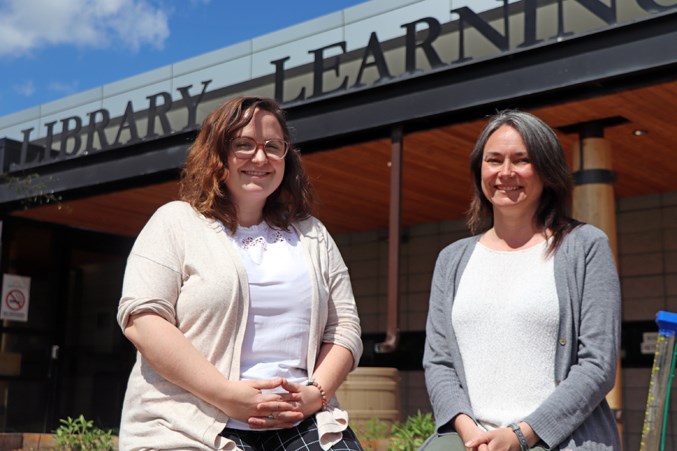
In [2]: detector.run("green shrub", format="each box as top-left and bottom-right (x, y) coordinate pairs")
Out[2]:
(389, 410), (435, 451)
(356, 417), (391, 441)
(53, 415), (115, 450)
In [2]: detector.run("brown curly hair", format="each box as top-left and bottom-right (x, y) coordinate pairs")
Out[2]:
(179, 96), (314, 232)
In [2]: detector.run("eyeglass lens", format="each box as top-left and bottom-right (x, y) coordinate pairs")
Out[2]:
(230, 137), (288, 159)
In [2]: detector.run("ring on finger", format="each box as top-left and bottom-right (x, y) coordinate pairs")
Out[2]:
(267, 414), (275, 420)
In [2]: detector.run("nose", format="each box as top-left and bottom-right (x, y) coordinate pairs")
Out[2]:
(250, 144), (269, 163)
(499, 160), (515, 177)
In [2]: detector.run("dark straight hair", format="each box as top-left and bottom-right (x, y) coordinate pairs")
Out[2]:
(466, 110), (580, 254)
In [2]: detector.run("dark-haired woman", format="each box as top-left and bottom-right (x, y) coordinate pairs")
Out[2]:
(117, 97), (363, 450)
(422, 110), (620, 450)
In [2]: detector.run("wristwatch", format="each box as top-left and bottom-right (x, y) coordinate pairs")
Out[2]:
(509, 423), (530, 451)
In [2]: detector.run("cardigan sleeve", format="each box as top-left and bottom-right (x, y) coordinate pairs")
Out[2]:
(117, 203), (184, 330)
(524, 226), (621, 447)
(423, 243), (474, 431)
(318, 222), (363, 369)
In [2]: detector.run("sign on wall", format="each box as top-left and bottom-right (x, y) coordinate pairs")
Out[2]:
(0, 274), (31, 322)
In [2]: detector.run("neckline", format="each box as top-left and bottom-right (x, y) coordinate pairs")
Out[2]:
(236, 221), (268, 233)
(476, 238), (548, 254)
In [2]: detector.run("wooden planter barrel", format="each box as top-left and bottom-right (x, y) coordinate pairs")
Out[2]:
(335, 367), (401, 435)
(0, 433), (56, 450)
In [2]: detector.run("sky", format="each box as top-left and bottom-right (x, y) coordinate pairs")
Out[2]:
(0, 0), (370, 118)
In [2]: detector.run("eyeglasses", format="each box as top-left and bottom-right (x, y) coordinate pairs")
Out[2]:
(228, 136), (289, 160)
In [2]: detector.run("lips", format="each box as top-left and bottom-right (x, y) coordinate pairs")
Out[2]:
(496, 185), (521, 191)
(242, 170), (269, 177)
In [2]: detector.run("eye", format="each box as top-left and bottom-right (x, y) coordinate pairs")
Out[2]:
(265, 140), (284, 152)
(232, 138), (255, 151)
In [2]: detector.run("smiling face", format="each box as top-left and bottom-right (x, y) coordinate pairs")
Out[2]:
(225, 107), (285, 215)
(481, 124), (544, 219)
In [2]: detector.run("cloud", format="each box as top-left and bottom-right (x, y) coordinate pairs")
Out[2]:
(0, 0), (170, 57)
(13, 80), (35, 97)
(48, 81), (80, 95)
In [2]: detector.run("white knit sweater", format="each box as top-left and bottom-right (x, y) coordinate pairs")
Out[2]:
(452, 241), (559, 430)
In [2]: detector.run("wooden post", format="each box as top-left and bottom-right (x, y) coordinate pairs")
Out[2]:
(571, 126), (623, 443)
(376, 126), (402, 353)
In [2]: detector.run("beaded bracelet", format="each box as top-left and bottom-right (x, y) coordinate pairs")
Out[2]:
(306, 379), (328, 410)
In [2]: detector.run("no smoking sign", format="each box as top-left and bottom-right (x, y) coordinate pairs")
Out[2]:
(6, 289), (26, 311)
(1, 274), (31, 322)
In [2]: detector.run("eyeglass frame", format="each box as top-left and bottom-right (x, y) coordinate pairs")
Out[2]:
(226, 136), (290, 160)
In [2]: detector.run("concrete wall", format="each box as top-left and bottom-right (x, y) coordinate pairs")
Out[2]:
(334, 219), (471, 420)
(334, 190), (677, 447)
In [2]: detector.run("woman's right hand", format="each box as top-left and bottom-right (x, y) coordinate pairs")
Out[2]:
(453, 414), (489, 451)
(124, 315), (303, 427)
(220, 378), (304, 426)
(247, 378), (322, 429)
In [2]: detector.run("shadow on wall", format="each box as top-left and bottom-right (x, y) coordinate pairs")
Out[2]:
(359, 332), (425, 370)
(360, 320), (658, 370)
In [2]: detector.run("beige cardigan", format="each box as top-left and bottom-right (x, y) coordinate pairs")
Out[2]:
(117, 201), (363, 450)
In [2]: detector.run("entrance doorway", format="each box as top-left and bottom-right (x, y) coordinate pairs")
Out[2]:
(0, 217), (135, 433)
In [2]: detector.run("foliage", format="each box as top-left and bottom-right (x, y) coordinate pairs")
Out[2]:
(53, 415), (115, 450)
(388, 410), (436, 451)
(356, 417), (391, 441)
(0, 172), (65, 210)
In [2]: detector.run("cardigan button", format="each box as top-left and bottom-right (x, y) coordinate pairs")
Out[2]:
(559, 338), (567, 346)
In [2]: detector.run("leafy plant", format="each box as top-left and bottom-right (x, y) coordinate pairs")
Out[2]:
(356, 417), (391, 441)
(53, 414), (115, 450)
(389, 410), (436, 451)
(1, 173), (65, 209)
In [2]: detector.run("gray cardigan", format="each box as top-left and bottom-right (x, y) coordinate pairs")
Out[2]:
(423, 224), (621, 450)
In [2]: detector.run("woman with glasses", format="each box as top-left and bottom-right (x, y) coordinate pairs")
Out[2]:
(422, 110), (620, 450)
(117, 96), (363, 450)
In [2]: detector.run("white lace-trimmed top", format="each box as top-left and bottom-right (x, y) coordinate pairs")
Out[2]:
(452, 240), (559, 431)
(226, 221), (313, 430)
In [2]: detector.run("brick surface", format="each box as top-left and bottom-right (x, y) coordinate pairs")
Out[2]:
(618, 209), (662, 233)
(663, 206), (677, 228)
(620, 252), (664, 277)
(618, 193), (661, 212)
(623, 297), (665, 321)
(622, 275), (665, 299)
(618, 230), (662, 254)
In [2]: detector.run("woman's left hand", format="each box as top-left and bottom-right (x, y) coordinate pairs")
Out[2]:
(247, 379), (323, 429)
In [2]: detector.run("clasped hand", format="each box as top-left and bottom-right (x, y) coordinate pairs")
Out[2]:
(222, 378), (323, 429)
(463, 427), (523, 451)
